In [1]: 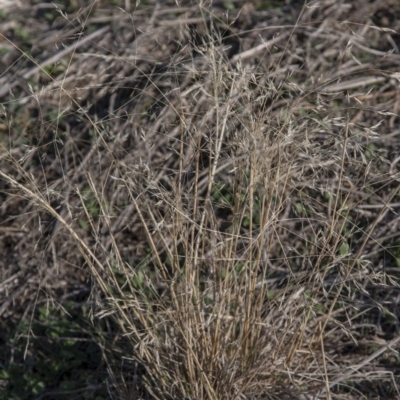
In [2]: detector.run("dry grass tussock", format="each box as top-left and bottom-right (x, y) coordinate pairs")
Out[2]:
(1, 0), (400, 398)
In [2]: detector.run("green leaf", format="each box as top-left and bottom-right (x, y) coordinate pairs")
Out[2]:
(339, 242), (349, 255)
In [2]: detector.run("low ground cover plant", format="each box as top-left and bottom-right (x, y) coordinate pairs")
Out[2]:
(1, 0), (400, 398)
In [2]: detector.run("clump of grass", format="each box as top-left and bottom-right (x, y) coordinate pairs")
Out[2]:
(1, 1), (400, 399)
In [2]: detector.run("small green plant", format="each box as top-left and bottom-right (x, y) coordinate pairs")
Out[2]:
(14, 26), (30, 41)
(1, 304), (106, 400)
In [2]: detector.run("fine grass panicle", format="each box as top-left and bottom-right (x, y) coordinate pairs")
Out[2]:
(1, 0), (400, 399)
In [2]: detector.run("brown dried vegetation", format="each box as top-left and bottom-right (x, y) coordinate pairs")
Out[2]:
(1, 0), (400, 399)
